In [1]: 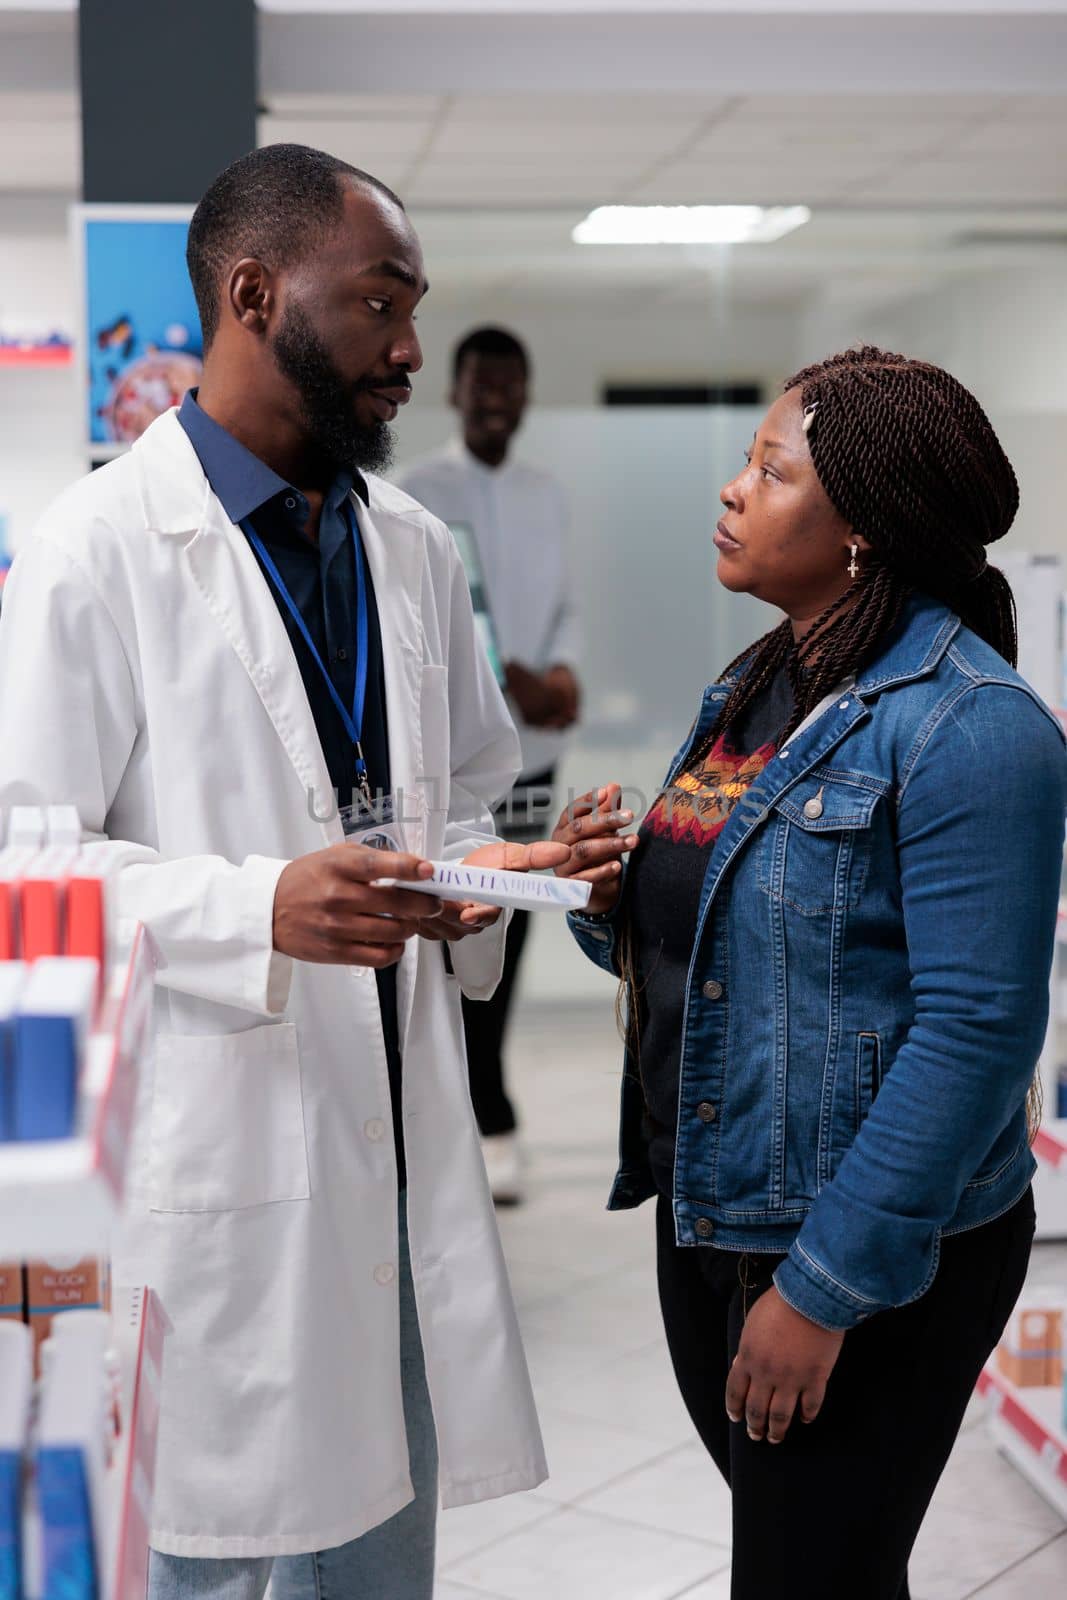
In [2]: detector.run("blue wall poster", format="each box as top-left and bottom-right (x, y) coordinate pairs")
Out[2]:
(73, 205), (202, 455)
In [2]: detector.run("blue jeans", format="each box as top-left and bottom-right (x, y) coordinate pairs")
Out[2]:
(149, 1206), (438, 1600)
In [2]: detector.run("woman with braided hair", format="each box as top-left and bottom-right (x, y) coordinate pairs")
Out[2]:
(552, 348), (1067, 1598)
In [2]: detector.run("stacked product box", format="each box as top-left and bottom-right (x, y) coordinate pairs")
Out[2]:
(0, 1262), (110, 1375)
(0, 1310), (124, 1600)
(0, 809), (113, 1152)
(996, 1293), (1065, 1390)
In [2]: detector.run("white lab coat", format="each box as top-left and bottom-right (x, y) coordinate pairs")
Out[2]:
(0, 410), (547, 1557)
(396, 440), (581, 781)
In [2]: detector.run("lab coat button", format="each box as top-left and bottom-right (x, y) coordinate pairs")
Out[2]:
(695, 1218), (715, 1239)
(364, 1119), (386, 1143)
(373, 1263), (396, 1287)
(697, 1101), (717, 1124)
(702, 979), (723, 1000)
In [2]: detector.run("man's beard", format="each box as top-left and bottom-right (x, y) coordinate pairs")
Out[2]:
(270, 299), (395, 475)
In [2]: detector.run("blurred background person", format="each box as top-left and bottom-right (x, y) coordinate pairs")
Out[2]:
(398, 326), (581, 1204)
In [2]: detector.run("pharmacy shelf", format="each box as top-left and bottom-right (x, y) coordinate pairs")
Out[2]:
(977, 1365), (1067, 1521)
(23, 1285), (169, 1600)
(0, 926), (155, 1257)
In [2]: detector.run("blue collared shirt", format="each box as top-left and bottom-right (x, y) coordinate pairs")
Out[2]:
(177, 389), (406, 1185)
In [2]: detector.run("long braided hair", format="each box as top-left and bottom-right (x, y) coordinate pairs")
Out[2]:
(697, 346), (1020, 755)
(620, 348), (1040, 1134)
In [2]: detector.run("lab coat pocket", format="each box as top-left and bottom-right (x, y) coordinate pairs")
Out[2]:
(149, 1021), (310, 1213)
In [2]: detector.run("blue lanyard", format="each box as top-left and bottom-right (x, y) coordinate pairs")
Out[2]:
(242, 497), (371, 794)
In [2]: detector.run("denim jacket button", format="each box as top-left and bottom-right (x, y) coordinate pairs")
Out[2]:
(803, 794), (824, 820)
(702, 979), (723, 1000)
(695, 1218), (715, 1239)
(697, 1101), (718, 1124)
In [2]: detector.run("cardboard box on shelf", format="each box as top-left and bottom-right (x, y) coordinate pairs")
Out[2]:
(14, 956), (98, 1140)
(20, 847), (79, 962)
(997, 1298), (1065, 1389)
(26, 1258), (107, 1364)
(0, 1263), (21, 1323)
(0, 962), (26, 1141)
(0, 848), (37, 960)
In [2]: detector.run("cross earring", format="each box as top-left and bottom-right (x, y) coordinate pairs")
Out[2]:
(848, 544), (859, 579)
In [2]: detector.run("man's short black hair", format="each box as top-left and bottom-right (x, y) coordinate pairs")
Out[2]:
(452, 326), (530, 384)
(187, 143), (404, 348)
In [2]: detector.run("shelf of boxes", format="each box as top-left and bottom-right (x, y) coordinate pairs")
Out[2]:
(0, 925), (155, 1260)
(0, 904), (167, 1599)
(18, 1285), (169, 1600)
(976, 1365), (1067, 1521)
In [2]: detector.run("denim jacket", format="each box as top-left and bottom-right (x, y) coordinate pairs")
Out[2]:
(569, 592), (1067, 1331)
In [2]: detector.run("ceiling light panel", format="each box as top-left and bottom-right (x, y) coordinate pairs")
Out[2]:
(572, 205), (812, 245)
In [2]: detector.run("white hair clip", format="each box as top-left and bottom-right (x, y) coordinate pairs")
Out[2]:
(802, 402), (820, 435)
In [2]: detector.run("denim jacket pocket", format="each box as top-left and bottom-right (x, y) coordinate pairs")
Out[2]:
(758, 777), (880, 917)
(855, 1030), (883, 1124)
(823, 1030), (883, 1176)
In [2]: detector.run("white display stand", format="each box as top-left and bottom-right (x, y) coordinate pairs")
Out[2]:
(977, 1366), (1067, 1521)
(5, 926), (167, 1600)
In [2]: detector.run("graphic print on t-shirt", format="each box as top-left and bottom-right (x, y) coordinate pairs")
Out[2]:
(642, 733), (777, 849)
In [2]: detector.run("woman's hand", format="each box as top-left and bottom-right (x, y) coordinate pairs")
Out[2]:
(726, 1286), (845, 1445)
(551, 784), (641, 916)
(421, 838), (573, 940)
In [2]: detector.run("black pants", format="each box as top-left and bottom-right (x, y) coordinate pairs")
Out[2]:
(655, 1188), (1035, 1600)
(462, 767), (556, 1138)
(462, 906), (530, 1136)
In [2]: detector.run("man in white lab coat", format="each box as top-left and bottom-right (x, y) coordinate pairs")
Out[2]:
(398, 329), (581, 1205)
(0, 145), (560, 1600)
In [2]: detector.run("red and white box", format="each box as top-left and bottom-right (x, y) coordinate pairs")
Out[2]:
(0, 846), (38, 959)
(20, 847), (78, 962)
(66, 846), (118, 1002)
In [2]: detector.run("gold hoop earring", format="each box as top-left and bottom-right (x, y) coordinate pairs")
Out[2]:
(848, 543), (859, 580)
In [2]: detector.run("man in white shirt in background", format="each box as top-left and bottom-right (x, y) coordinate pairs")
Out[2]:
(398, 327), (581, 1204)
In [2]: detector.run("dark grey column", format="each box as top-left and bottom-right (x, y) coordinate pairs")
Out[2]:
(79, 0), (257, 203)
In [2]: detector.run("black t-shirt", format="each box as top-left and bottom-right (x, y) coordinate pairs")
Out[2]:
(244, 503), (408, 1192)
(626, 665), (796, 1196)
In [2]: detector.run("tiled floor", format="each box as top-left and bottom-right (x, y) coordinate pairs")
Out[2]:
(434, 999), (1067, 1600)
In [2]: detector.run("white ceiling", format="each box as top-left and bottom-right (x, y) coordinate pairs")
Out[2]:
(0, 4), (1064, 322)
(259, 91), (1067, 211)
(7, 88), (1066, 211)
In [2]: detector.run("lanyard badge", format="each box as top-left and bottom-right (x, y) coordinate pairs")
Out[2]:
(337, 791), (405, 851)
(242, 498), (373, 804)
